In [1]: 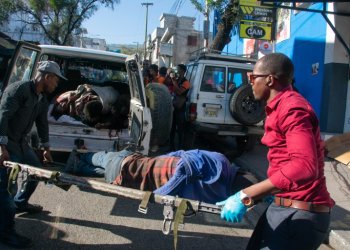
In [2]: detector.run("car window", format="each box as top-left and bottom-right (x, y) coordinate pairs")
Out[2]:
(41, 54), (128, 85)
(187, 64), (198, 85)
(227, 68), (252, 93)
(200, 66), (225, 93)
(8, 48), (38, 84)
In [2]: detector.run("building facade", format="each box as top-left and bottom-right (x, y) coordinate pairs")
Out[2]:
(225, 2), (350, 133)
(149, 13), (209, 67)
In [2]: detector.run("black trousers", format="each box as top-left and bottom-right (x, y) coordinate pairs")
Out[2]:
(170, 108), (186, 150)
(246, 203), (331, 250)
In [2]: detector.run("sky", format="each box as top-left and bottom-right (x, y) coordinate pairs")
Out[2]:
(83, 0), (206, 45)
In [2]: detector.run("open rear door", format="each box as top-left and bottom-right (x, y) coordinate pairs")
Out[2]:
(2, 41), (41, 92)
(125, 55), (152, 155)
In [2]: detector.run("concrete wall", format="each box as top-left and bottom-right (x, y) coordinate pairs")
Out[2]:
(150, 13), (203, 67)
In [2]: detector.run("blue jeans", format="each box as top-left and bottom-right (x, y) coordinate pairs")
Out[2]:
(75, 152), (105, 177)
(0, 168), (16, 235)
(7, 141), (41, 208)
(72, 150), (133, 183)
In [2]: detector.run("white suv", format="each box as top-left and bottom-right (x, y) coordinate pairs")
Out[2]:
(1, 42), (172, 155)
(185, 51), (265, 152)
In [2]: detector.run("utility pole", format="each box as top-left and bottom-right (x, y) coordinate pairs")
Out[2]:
(133, 41), (139, 54)
(141, 2), (153, 61)
(203, 0), (209, 48)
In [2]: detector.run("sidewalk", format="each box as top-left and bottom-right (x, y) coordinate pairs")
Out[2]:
(234, 144), (350, 249)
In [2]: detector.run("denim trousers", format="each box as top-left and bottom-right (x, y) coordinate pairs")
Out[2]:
(8, 141), (41, 208)
(75, 149), (133, 182)
(75, 152), (105, 177)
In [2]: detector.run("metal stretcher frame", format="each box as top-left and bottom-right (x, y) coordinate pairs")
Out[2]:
(3, 161), (223, 249)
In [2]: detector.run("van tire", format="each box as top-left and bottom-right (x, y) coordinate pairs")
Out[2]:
(229, 84), (265, 125)
(145, 83), (173, 147)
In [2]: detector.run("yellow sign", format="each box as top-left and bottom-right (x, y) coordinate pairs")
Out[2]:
(239, 20), (272, 40)
(239, 0), (259, 7)
(239, 0), (273, 7)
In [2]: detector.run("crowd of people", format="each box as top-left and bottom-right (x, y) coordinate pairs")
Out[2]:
(0, 54), (335, 250)
(142, 63), (191, 150)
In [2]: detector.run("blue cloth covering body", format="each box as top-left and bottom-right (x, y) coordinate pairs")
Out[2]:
(154, 149), (237, 204)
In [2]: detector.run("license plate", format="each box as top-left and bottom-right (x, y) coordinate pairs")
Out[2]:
(205, 108), (218, 117)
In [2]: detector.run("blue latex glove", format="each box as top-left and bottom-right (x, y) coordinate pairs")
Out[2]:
(216, 191), (247, 223)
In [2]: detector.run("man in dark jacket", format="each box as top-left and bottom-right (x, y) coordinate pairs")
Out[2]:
(0, 60), (65, 248)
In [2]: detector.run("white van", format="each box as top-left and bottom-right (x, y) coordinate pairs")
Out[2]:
(1, 42), (172, 155)
(185, 50), (265, 152)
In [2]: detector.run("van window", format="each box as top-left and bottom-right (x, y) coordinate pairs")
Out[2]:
(8, 48), (38, 84)
(187, 64), (198, 84)
(227, 68), (252, 93)
(200, 66), (225, 93)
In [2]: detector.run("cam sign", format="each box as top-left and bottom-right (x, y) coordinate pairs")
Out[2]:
(240, 20), (273, 40)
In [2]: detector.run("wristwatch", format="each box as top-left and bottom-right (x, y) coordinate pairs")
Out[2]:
(240, 191), (254, 208)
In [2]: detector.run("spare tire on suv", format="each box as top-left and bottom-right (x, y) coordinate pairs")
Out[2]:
(145, 83), (173, 147)
(229, 84), (265, 125)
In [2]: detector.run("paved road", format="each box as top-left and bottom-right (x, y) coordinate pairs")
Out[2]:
(2, 136), (333, 249)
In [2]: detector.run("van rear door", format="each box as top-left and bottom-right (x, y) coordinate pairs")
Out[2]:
(2, 41), (41, 91)
(125, 55), (152, 155)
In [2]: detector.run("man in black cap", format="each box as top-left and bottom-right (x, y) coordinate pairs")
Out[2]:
(0, 60), (66, 248)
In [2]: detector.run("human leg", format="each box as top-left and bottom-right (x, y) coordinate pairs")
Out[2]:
(258, 204), (330, 250)
(12, 145), (42, 212)
(176, 109), (186, 149)
(66, 151), (104, 177)
(0, 168), (32, 248)
(169, 111), (177, 150)
(0, 168), (16, 234)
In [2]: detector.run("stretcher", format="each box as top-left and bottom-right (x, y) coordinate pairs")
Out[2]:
(4, 160), (222, 249)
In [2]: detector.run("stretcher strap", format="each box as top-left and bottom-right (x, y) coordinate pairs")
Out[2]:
(138, 191), (152, 214)
(173, 199), (187, 250)
(7, 164), (21, 195)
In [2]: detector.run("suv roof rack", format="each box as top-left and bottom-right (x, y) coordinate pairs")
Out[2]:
(188, 47), (257, 64)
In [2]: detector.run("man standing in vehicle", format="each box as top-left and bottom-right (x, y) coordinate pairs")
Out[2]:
(217, 53), (334, 249)
(170, 64), (191, 150)
(0, 61), (65, 248)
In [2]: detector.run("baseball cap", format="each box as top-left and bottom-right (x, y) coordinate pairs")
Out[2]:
(37, 61), (67, 80)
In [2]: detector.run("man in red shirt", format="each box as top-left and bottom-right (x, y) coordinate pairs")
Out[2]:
(217, 53), (334, 249)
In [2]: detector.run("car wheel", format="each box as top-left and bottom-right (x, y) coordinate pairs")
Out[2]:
(145, 83), (173, 147)
(229, 84), (265, 125)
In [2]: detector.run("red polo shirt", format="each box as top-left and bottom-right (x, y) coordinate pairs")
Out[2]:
(261, 86), (334, 207)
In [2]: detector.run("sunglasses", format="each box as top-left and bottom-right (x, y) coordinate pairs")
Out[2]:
(249, 74), (270, 83)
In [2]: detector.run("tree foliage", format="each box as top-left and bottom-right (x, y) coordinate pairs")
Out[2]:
(0, 0), (16, 25)
(190, 0), (240, 52)
(12, 0), (120, 45)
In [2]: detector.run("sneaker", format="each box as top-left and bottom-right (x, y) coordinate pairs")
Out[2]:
(0, 231), (33, 248)
(64, 150), (79, 173)
(16, 203), (43, 214)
